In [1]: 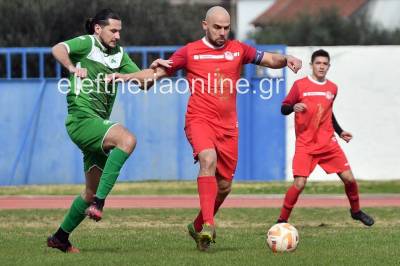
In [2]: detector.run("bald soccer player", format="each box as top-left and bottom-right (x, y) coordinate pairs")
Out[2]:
(110, 6), (302, 251)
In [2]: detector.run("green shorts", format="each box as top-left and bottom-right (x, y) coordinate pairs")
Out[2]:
(65, 115), (117, 172)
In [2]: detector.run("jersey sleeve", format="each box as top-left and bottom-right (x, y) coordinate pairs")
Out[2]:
(333, 84), (338, 101)
(239, 42), (263, 65)
(282, 82), (300, 106)
(119, 52), (140, 74)
(165, 46), (188, 76)
(62, 35), (92, 58)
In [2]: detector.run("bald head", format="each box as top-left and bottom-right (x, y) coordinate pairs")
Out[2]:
(205, 6), (230, 22)
(203, 6), (231, 47)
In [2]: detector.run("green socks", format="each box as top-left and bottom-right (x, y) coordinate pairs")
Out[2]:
(60, 195), (90, 233)
(96, 147), (130, 199)
(59, 148), (129, 234)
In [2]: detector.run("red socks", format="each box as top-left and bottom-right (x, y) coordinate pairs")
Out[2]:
(278, 180), (361, 222)
(345, 181), (360, 212)
(279, 185), (302, 221)
(194, 198), (224, 232)
(196, 176), (218, 229)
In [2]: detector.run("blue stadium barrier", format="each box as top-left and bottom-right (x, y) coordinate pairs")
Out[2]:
(0, 44), (286, 185)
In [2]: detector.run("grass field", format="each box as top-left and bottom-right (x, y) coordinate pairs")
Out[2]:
(0, 207), (399, 266)
(1, 180), (400, 195)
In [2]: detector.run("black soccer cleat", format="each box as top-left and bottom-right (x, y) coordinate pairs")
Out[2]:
(276, 218), (288, 224)
(350, 209), (375, 227)
(47, 235), (80, 253)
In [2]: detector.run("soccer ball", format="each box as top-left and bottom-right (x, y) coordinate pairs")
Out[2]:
(266, 223), (299, 253)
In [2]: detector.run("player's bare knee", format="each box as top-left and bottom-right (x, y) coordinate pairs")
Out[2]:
(294, 177), (307, 191)
(199, 155), (217, 172)
(294, 183), (305, 191)
(218, 185), (231, 197)
(125, 133), (137, 152)
(339, 170), (355, 185)
(81, 190), (95, 203)
(342, 176), (355, 185)
(119, 133), (137, 154)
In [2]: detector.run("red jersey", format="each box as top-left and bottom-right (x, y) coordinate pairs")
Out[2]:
(166, 37), (257, 134)
(283, 76), (338, 154)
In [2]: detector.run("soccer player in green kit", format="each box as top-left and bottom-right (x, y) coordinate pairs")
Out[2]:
(47, 9), (169, 253)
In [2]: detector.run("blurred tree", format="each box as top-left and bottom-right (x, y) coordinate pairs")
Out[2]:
(251, 9), (400, 45)
(0, 0), (211, 46)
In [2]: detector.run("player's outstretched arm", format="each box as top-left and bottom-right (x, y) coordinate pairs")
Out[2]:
(108, 69), (157, 90)
(107, 59), (171, 90)
(111, 67), (169, 83)
(260, 53), (302, 73)
(52, 43), (87, 78)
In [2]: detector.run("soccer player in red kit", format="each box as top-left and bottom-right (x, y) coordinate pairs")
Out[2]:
(277, 49), (374, 226)
(111, 6), (301, 251)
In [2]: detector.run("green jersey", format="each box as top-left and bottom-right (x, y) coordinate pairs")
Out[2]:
(62, 35), (140, 119)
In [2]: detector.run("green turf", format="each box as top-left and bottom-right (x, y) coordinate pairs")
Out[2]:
(1, 180), (400, 195)
(0, 207), (399, 265)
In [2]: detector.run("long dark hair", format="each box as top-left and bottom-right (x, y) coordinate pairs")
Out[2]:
(85, 8), (121, 34)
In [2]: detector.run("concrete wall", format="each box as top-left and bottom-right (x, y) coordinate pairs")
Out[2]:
(2, 45), (398, 184)
(286, 46), (400, 181)
(0, 63), (287, 185)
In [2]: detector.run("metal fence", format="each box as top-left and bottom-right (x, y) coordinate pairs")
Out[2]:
(0, 44), (287, 185)
(0, 46), (183, 80)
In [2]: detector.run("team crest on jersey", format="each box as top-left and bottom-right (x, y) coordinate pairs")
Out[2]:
(224, 51), (234, 61)
(325, 91), (335, 100)
(86, 36), (123, 69)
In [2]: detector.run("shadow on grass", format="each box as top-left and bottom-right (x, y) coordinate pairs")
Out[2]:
(81, 247), (125, 253)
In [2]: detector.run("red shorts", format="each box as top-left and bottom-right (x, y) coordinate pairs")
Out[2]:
(292, 144), (351, 177)
(185, 119), (238, 181)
